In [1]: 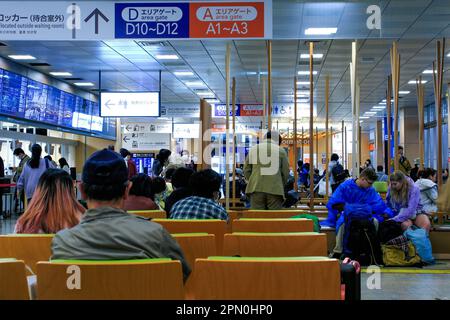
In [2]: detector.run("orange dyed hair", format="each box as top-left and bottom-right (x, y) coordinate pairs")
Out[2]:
(15, 169), (85, 234)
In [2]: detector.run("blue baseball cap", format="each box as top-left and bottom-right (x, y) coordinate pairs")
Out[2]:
(82, 149), (128, 185)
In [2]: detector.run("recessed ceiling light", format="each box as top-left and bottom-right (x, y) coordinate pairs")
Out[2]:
(399, 91), (410, 95)
(74, 82), (95, 87)
(447, 53), (450, 57)
(155, 54), (179, 60)
(304, 28), (337, 36)
(296, 81), (310, 85)
(408, 80), (427, 84)
(300, 54), (323, 59)
(185, 81), (206, 87)
(422, 69), (436, 74)
(8, 55), (36, 60)
(50, 72), (72, 77)
(298, 71), (318, 75)
(174, 71), (194, 76)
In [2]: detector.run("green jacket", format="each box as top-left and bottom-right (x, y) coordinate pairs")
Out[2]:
(244, 139), (290, 198)
(13, 154), (30, 182)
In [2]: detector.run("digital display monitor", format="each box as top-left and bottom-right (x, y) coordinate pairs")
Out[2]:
(100, 91), (160, 117)
(132, 153), (155, 176)
(1, 70), (27, 117)
(0, 67), (117, 140)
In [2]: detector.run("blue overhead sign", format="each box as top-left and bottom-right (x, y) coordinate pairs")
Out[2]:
(115, 2), (189, 38)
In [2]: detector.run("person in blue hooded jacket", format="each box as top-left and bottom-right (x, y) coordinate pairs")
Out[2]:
(320, 168), (393, 257)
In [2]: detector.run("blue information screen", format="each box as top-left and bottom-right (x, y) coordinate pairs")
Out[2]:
(115, 3), (189, 38)
(0, 68), (116, 140)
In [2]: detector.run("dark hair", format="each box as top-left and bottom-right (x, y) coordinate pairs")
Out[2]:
(44, 155), (52, 161)
(377, 165), (384, 172)
(107, 145), (115, 151)
(119, 148), (130, 158)
(189, 169), (222, 198)
(29, 144), (42, 169)
(360, 168), (378, 182)
(314, 168), (319, 174)
(82, 182), (128, 201)
(129, 174), (152, 198)
(165, 168), (176, 181)
(297, 160), (303, 167)
(59, 157), (69, 168)
(172, 167), (194, 189)
(331, 153), (339, 162)
(285, 177), (294, 191)
(398, 146), (404, 150)
(13, 148), (25, 156)
(151, 176), (166, 196)
(419, 168), (436, 180)
(156, 149), (171, 162)
(366, 159), (371, 164)
(264, 131), (282, 145)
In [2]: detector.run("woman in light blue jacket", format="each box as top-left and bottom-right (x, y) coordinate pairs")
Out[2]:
(415, 168), (438, 215)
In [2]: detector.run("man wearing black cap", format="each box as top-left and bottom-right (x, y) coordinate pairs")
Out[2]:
(51, 149), (191, 281)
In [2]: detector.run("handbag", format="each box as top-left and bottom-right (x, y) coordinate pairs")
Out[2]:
(381, 235), (421, 266)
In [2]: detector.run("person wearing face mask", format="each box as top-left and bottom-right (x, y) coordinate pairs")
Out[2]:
(12, 148), (30, 183)
(169, 169), (228, 221)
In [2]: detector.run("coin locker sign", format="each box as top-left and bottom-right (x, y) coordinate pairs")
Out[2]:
(0, 1), (271, 40)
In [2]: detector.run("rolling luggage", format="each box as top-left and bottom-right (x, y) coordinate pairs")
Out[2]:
(340, 258), (361, 301)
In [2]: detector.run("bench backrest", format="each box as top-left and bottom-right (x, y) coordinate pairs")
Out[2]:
(128, 210), (167, 219)
(0, 259), (30, 300)
(232, 218), (314, 233)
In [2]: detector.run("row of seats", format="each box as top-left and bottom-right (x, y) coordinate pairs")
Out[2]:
(0, 256), (341, 300)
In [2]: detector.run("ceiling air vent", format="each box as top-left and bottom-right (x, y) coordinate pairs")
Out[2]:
(298, 60), (322, 66)
(64, 77), (83, 81)
(161, 61), (186, 67)
(29, 62), (51, 67)
(361, 57), (375, 64)
(139, 41), (166, 47)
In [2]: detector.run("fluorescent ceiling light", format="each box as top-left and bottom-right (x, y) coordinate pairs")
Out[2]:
(373, 106), (386, 109)
(155, 54), (178, 60)
(300, 54), (323, 59)
(298, 71), (318, 75)
(50, 72), (72, 77)
(74, 82), (94, 87)
(305, 27), (338, 36)
(408, 80), (427, 84)
(447, 53), (450, 57)
(422, 69), (436, 74)
(359, 116), (370, 119)
(174, 71), (194, 76)
(378, 102), (386, 105)
(8, 55), (36, 60)
(205, 99), (220, 103)
(296, 81), (310, 85)
(196, 91), (215, 97)
(399, 91), (410, 95)
(246, 72), (257, 75)
(364, 112), (377, 115)
(185, 81), (205, 87)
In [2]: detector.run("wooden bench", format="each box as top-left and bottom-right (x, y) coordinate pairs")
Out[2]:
(193, 257), (341, 300)
(128, 210), (167, 219)
(0, 259), (30, 300)
(37, 259), (184, 300)
(223, 232), (327, 257)
(172, 233), (216, 299)
(152, 219), (228, 254)
(0, 234), (53, 274)
(232, 218), (314, 233)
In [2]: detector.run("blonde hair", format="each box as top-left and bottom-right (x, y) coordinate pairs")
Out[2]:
(389, 171), (410, 207)
(437, 183), (450, 212)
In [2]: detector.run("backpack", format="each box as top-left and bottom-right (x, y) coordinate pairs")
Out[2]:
(378, 220), (403, 244)
(343, 204), (382, 266)
(381, 235), (422, 266)
(331, 163), (346, 187)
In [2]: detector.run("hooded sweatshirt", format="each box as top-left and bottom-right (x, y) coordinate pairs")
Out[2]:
(414, 178), (438, 214)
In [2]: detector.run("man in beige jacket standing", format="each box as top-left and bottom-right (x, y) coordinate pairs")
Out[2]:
(244, 131), (290, 210)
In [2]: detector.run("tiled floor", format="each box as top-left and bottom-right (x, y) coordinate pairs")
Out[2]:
(362, 273), (450, 300)
(0, 216), (17, 234)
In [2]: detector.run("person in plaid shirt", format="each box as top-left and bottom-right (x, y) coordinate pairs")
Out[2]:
(169, 169), (228, 221)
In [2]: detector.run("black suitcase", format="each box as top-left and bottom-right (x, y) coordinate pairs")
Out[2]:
(340, 258), (361, 300)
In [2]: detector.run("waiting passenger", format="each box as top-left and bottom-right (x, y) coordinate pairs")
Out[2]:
(164, 167), (194, 215)
(387, 171), (430, 232)
(364, 159), (374, 170)
(123, 174), (158, 211)
(15, 169), (84, 234)
(244, 131), (290, 210)
(152, 148), (171, 177)
(390, 146), (412, 176)
(58, 157), (70, 174)
(44, 155), (58, 168)
(415, 168), (438, 215)
(320, 168), (391, 256)
(17, 144), (56, 203)
(151, 176), (168, 210)
(329, 154), (346, 192)
(376, 165), (388, 182)
(170, 169), (228, 221)
(51, 149), (191, 281)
